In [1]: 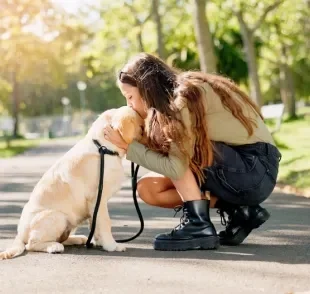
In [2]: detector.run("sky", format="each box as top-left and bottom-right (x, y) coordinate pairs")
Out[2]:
(21, 0), (101, 40)
(52, 0), (95, 14)
(51, 0), (101, 27)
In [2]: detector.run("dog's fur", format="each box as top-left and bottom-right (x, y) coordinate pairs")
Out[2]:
(0, 106), (143, 260)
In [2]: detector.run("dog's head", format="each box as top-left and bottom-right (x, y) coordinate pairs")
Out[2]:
(88, 106), (143, 152)
(111, 106), (144, 144)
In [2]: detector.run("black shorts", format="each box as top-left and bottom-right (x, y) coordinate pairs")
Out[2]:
(200, 142), (282, 206)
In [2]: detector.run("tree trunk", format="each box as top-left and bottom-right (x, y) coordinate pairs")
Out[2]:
(237, 19), (263, 107)
(192, 0), (217, 73)
(305, 0), (310, 50)
(279, 46), (296, 119)
(285, 66), (296, 119)
(11, 70), (19, 137)
(137, 27), (145, 52)
(152, 0), (165, 59)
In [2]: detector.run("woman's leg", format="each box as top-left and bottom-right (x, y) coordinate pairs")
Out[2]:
(138, 169), (219, 251)
(137, 172), (182, 209)
(200, 142), (279, 246)
(137, 168), (207, 207)
(137, 170), (219, 208)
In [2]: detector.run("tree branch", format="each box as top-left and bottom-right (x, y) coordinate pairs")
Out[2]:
(234, 9), (251, 36)
(124, 2), (152, 25)
(251, 0), (284, 33)
(124, 2), (137, 18)
(161, 2), (176, 18)
(142, 8), (153, 24)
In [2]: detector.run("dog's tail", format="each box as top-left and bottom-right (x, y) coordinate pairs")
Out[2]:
(0, 235), (25, 260)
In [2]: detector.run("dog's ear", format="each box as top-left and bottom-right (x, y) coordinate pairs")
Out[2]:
(118, 116), (137, 144)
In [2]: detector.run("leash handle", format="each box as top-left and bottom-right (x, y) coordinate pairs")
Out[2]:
(115, 162), (144, 243)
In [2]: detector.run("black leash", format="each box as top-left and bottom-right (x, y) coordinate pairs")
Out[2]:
(86, 139), (144, 248)
(116, 162), (144, 243)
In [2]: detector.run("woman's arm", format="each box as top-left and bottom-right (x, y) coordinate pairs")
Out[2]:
(126, 106), (194, 180)
(126, 140), (189, 180)
(103, 106), (194, 180)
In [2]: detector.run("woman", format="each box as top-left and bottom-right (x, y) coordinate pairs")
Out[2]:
(103, 53), (281, 251)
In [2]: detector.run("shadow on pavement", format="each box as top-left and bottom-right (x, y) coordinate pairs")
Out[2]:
(55, 190), (310, 265)
(62, 242), (310, 266)
(1, 146), (309, 266)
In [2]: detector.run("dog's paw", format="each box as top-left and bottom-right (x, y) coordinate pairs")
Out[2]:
(47, 243), (64, 254)
(102, 242), (126, 252)
(115, 243), (126, 252)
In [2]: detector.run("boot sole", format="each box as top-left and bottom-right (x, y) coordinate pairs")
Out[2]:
(153, 236), (220, 251)
(220, 210), (270, 246)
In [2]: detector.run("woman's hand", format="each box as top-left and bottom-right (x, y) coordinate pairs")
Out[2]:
(103, 125), (128, 151)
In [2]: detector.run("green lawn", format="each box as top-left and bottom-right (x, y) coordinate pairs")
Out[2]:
(0, 135), (82, 158)
(0, 138), (43, 158)
(273, 113), (310, 191)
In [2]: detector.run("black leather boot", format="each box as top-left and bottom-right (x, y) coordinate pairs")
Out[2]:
(153, 199), (220, 251)
(218, 205), (270, 246)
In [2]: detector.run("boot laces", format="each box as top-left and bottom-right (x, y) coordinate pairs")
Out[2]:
(216, 208), (232, 226)
(173, 205), (189, 231)
(173, 205), (183, 217)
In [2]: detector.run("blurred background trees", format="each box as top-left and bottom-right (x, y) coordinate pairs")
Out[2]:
(0, 0), (309, 137)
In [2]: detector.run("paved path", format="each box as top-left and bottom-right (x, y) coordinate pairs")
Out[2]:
(0, 138), (309, 294)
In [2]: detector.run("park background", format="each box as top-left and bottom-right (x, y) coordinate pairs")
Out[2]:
(0, 0), (309, 195)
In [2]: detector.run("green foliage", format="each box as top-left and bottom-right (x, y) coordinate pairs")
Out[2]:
(0, 0), (309, 119)
(0, 0), (91, 117)
(215, 31), (249, 83)
(274, 112), (310, 189)
(0, 138), (40, 158)
(259, 0), (309, 102)
(0, 78), (12, 115)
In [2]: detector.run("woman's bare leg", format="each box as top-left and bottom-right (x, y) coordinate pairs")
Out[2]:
(137, 172), (182, 208)
(171, 168), (204, 202)
(137, 169), (219, 208)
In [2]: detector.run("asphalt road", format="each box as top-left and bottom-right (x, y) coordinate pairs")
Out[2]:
(0, 138), (309, 294)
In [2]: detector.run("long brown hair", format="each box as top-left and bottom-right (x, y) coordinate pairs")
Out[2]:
(118, 53), (187, 157)
(175, 71), (263, 183)
(118, 53), (262, 184)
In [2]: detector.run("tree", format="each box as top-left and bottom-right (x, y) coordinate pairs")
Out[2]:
(259, 0), (309, 117)
(0, 0), (90, 135)
(0, 78), (11, 115)
(222, 0), (284, 106)
(123, 1), (153, 52)
(0, 0), (54, 136)
(192, 0), (217, 73)
(152, 0), (165, 59)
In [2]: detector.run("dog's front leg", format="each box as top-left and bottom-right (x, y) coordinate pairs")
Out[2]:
(91, 200), (126, 252)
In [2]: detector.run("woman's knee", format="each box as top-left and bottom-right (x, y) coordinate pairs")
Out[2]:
(136, 178), (150, 198)
(137, 178), (156, 205)
(136, 174), (174, 206)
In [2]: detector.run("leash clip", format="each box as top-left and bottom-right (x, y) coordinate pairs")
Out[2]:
(98, 145), (108, 154)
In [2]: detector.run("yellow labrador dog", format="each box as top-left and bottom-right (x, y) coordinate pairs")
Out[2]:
(0, 106), (143, 260)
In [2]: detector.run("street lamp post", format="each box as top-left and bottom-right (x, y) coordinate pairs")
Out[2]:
(61, 96), (70, 137)
(76, 81), (87, 134)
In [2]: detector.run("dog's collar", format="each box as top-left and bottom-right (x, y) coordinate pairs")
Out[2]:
(92, 139), (119, 156)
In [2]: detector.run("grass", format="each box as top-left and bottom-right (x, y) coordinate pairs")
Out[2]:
(0, 135), (82, 158)
(273, 111), (310, 190)
(0, 138), (44, 158)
